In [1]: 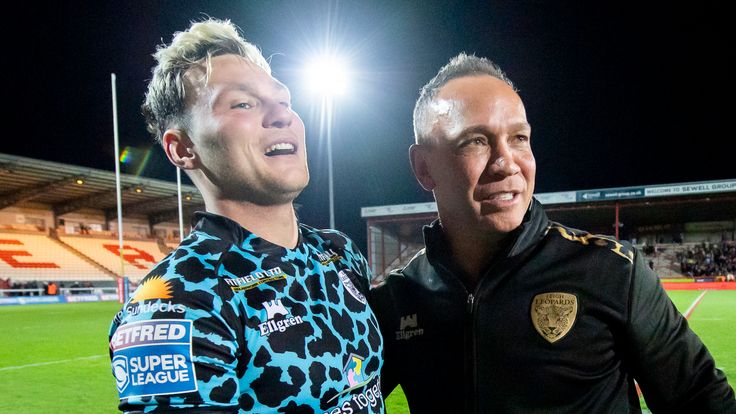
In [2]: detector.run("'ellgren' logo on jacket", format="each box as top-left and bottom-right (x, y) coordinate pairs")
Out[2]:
(531, 292), (578, 343)
(395, 313), (424, 340)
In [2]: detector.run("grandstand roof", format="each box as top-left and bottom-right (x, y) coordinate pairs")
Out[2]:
(362, 179), (736, 239)
(0, 153), (205, 224)
(543, 192), (736, 234)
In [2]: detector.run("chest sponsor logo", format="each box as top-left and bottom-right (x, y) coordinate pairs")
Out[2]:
(324, 353), (382, 413)
(338, 270), (366, 304)
(259, 299), (305, 336)
(126, 276), (185, 316)
(110, 319), (197, 398)
(225, 267), (287, 292)
(531, 292), (578, 343)
(318, 248), (343, 266)
(395, 313), (424, 340)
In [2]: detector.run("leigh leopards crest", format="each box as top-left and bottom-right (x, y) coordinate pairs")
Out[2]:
(531, 292), (578, 343)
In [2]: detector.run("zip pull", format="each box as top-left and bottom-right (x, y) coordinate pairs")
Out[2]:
(466, 293), (475, 313)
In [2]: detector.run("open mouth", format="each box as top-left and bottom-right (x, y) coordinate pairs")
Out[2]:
(265, 142), (296, 157)
(494, 192), (515, 201)
(485, 192), (517, 201)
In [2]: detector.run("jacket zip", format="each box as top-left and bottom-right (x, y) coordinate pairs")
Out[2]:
(436, 261), (500, 413)
(433, 261), (475, 412)
(466, 292), (476, 413)
(467, 292), (475, 313)
(465, 262), (507, 413)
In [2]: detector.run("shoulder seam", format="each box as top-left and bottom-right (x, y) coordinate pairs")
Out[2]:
(549, 223), (634, 264)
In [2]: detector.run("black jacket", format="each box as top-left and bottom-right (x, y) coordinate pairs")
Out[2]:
(370, 199), (735, 413)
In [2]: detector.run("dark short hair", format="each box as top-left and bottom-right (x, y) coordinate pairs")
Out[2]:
(413, 53), (515, 144)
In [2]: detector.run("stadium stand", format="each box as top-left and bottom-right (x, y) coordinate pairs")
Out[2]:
(0, 231), (109, 281)
(677, 241), (736, 278)
(58, 235), (171, 282)
(0, 152), (205, 296)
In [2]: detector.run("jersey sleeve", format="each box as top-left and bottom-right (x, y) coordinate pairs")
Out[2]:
(624, 248), (735, 412)
(108, 236), (245, 412)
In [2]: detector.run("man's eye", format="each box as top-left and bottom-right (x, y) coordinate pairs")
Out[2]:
(233, 102), (253, 109)
(463, 137), (486, 146)
(515, 135), (530, 143)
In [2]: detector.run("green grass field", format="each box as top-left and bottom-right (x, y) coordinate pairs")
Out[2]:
(0, 301), (120, 413)
(0, 291), (733, 413)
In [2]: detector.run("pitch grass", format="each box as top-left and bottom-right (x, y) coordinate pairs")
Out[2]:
(0, 301), (121, 413)
(0, 292), (733, 414)
(668, 290), (735, 385)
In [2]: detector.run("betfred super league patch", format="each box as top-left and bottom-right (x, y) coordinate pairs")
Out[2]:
(110, 319), (197, 398)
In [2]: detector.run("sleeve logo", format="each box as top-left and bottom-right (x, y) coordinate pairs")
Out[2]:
(338, 270), (366, 304)
(110, 319), (197, 398)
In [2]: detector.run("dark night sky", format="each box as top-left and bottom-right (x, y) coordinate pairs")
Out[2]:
(7, 1), (734, 251)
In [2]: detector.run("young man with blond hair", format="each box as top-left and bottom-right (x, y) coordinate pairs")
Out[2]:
(109, 19), (383, 413)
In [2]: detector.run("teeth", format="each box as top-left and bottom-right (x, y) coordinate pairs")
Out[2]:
(497, 193), (514, 201)
(265, 142), (295, 155)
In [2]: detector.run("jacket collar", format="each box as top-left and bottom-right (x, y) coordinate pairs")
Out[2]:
(423, 197), (550, 264)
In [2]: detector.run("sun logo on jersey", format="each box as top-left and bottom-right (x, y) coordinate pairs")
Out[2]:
(130, 276), (172, 303)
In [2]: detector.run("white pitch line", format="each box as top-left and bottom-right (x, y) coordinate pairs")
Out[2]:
(635, 289), (708, 399)
(0, 355), (105, 372)
(683, 291), (708, 320)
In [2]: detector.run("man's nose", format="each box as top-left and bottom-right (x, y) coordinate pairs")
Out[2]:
(263, 102), (293, 128)
(487, 144), (521, 176)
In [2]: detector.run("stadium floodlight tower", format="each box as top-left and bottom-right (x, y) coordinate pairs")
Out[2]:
(304, 55), (349, 229)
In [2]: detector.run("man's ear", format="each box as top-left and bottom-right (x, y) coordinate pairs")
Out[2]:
(162, 129), (197, 170)
(409, 144), (436, 191)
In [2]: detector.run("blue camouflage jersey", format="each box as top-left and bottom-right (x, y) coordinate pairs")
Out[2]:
(109, 212), (384, 413)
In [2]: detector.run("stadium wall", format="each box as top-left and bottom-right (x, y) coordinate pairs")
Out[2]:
(0, 292), (118, 306)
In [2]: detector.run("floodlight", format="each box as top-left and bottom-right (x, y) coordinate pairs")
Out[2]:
(301, 53), (350, 229)
(305, 56), (349, 97)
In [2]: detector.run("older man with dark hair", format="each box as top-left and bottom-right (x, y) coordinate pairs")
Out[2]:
(370, 53), (735, 413)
